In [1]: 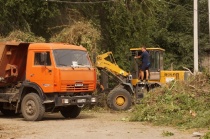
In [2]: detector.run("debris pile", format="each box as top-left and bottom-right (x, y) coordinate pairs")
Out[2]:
(130, 73), (210, 129)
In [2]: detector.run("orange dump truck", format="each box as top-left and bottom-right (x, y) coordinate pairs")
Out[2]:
(0, 42), (97, 121)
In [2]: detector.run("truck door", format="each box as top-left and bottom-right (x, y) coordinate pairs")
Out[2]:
(28, 51), (54, 92)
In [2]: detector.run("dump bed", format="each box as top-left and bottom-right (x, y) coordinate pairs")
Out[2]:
(0, 42), (30, 87)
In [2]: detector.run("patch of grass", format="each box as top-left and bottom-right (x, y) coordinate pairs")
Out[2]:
(162, 131), (174, 137)
(201, 132), (210, 139)
(130, 73), (210, 129)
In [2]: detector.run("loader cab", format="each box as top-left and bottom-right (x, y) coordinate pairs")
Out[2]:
(130, 47), (165, 83)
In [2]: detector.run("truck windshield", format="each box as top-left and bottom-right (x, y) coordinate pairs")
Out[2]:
(53, 49), (92, 67)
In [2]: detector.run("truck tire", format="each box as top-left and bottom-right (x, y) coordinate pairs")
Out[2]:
(21, 93), (45, 121)
(60, 105), (81, 118)
(107, 88), (132, 111)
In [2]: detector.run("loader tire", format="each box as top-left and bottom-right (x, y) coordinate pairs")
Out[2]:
(107, 88), (132, 111)
(60, 105), (81, 118)
(21, 93), (45, 121)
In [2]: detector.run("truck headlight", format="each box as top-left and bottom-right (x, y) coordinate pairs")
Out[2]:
(91, 97), (97, 103)
(62, 99), (69, 104)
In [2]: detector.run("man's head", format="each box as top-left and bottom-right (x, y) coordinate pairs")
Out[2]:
(141, 46), (146, 52)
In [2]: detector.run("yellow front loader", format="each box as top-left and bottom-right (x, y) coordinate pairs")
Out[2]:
(96, 48), (191, 111)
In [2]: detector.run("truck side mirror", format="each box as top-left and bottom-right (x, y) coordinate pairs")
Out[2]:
(40, 52), (47, 65)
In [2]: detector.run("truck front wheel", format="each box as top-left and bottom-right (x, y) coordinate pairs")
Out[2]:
(60, 105), (81, 118)
(21, 93), (45, 121)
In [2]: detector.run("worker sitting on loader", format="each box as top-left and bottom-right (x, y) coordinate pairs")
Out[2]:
(134, 46), (150, 82)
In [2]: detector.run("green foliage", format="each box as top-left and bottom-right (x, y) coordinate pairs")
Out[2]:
(50, 20), (101, 50)
(0, 0), (208, 70)
(0, 30), (45, 42)
(0, 0), (60, 38)
(162, 131), (174, 137)
(151, 0), (194, 70)
(202, 132), (210, 139)
(98, 0), (162, 70)
(93, 0), (195, 70)
(130, 74), (210, 129)
(50, 20), (101, 60)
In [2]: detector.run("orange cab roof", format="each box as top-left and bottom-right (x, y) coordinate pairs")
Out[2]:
(29, 43), (87, 51)
(0, 42), (87, 51)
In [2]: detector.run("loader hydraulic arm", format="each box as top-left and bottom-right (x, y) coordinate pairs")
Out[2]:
(96, 52), (129, 77)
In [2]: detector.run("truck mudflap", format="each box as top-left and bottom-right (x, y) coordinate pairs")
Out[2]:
(53, 95), (97, 106)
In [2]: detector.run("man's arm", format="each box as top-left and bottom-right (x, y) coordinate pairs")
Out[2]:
(134, 55), (141, 59)
(135, 52), (143, 59)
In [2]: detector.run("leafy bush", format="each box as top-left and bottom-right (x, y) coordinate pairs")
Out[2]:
(0, 30), (45, 42)
(50, 21), (101, 52)
(130, 73), (210, 129)
(50, 20), (101, 62)
(202, 132), (210, 139)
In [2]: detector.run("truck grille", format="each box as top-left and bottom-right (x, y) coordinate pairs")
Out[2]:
(61, 83), (94, 92)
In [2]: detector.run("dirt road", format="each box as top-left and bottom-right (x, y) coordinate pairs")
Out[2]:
(0, 110), (201, 139)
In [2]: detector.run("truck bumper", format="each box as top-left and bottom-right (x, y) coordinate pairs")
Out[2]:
(54, 95), (97, 106)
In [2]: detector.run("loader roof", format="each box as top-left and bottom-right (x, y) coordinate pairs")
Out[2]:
(130, 47), (165, 51)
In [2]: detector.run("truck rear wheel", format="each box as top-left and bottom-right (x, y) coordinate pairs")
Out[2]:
(107, 88), (132, 111)
(21, 93), (45, 121)
(60, 105), (81, 118)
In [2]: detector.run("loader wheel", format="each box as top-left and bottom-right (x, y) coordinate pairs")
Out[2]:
(107, 88), (132, 111)
(21, 93), (45, 121)
(60, 105), (81, 118)
(0, 108), (19, 116)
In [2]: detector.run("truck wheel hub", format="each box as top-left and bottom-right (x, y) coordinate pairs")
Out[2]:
(116, 96), (125, 106)
(25, 100), (35, 115)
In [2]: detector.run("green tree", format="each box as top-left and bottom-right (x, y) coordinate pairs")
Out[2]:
(1, 0), (206, 71)
(151, 0), (194, 70)
(0, 0), (60, 39)
(96, 0), (162, 70)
